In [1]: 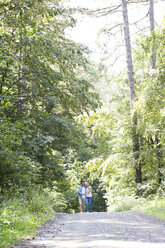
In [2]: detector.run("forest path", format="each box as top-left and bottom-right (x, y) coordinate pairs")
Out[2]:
(15, 211), (165, 248)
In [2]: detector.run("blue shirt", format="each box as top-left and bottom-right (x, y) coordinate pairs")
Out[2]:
(78, 185), (87, 199)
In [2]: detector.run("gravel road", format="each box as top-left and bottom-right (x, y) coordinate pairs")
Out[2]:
(15, 211), (165, 248)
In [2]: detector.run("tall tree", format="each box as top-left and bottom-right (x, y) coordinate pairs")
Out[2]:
(149, 0), (163, 183)
(149, 0), (156, 69)
(121, 0), (142, 183)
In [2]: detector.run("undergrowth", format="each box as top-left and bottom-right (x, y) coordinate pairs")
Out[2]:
(139, 199), (165, 221)
(0, 188), (67, 248)
(108, 196), (165, 222)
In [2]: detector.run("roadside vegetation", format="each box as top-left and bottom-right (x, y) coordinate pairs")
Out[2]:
(0, 188), (67, 248)
(140, 199), (165, 221)
(108, 197), (165, 222)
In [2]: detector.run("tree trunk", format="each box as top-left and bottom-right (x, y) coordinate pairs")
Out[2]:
(18, 8), (26, 115)
(149, 0), (155, 31)
(121, 0), (142, 183)
(0, 84), (2, 103)
(155, 135), (163, 184)
(149, 0), (156, 69)
(121, 0), (135, 104)
(149, 0), (163, 184)
(0, 63), (9, 106)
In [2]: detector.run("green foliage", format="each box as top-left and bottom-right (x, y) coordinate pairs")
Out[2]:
(76, 21), (165, 213)
(110, 198), (165, 222)
(140, 199), (165, 221)
(91, 179), (107, 212)
(107, 197), (165, 222)
(0, 0), (99, 199)
(0, 1), (100, 245)
(108, 197), (146, 212)
(0, 119), (41, 191)
(0, 187), (68, 248)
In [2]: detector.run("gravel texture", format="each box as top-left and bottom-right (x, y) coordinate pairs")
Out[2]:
(14, 211), (165, 248)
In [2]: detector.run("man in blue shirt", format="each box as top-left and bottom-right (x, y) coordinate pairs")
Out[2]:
(78, 180), (86, 212)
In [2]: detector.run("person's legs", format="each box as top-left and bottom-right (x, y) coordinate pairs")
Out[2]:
(79, 198), (82, 212)
(88, 197), (93, 212)
(86, 197), (89, 212)
(82, 198), (86, 212)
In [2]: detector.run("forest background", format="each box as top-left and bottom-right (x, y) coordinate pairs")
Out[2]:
(0, 0), (165, 247)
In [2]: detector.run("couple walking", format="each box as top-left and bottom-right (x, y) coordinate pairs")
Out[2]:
(78, 180), (94, 213)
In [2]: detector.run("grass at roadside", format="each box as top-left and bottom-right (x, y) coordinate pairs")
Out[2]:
(0, 188), (66, 248)
(139, 199), (165, 221)
(108, 197), (165, 222)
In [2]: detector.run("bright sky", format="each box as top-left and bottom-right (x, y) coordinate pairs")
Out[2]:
(65, 0), (165, 73)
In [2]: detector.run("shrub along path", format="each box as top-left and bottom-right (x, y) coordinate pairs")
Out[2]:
(14, 211), (165, 248)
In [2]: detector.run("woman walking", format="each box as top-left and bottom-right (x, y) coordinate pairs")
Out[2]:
(85, 182), (94, 212)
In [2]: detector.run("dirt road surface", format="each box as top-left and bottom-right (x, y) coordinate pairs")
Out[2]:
(15, 211), (165, 248)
